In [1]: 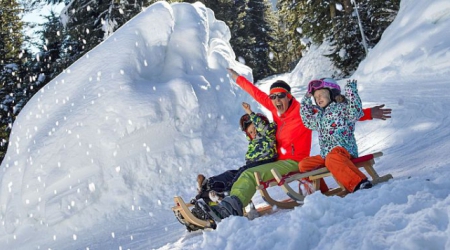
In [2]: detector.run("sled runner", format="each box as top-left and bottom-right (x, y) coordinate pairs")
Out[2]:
(255, 152), (392, 208)
(172, 196), (280, 231)
(172, 196), (216, 231)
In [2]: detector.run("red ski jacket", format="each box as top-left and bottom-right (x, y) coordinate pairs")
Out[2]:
(235, 76), (372, 162)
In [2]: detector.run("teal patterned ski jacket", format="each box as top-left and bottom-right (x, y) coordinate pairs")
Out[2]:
(245, 113), (278, 164)
(300, 80), (363, 158)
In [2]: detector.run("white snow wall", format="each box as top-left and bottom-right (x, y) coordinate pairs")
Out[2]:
(0, 2), (252, 235)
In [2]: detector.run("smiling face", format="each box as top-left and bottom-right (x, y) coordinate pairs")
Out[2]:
(313, 89), (331, 108)
(270, 92), (291, 115)
(245, 123), (257, 139)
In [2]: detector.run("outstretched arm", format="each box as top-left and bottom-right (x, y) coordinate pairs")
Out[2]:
(360, 104), (392, 121)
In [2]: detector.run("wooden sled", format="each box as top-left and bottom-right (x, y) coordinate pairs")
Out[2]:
(255, 152), (393, 209)
(173, 152), (392, 231)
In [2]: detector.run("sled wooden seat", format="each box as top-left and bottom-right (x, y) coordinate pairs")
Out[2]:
(254, 152), (392, 209)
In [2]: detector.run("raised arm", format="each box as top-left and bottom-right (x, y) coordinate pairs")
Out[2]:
(242, 102), (270, 135)
(228, 68), (273, 110)
(344, 80), (363, 121)
(300, 94), (319, 130)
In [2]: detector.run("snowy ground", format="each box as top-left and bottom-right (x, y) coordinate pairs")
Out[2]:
(1, 0), (450, 249)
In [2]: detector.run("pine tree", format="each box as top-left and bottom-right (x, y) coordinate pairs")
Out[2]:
(290, 0), (400, 77)
(327, 14), (362, 76)
(0, 0), (25, 162)
(276, 0), (311, 71)
(34, 0), (152, 67)
(295, 0), (334, 44)
(35, 10), (66, 81)
(266, 6), (296, 74)
(360, 0), (400, 44)
(232, 0), (275, 81)
(270, 17), (293, 73)
(326, 0), (400, 76)
(0, 0), (24, 61)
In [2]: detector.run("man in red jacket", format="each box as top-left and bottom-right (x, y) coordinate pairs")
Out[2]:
(209, 69), (392, 219)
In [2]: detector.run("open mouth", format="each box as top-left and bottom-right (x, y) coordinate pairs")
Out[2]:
(276, 104), (283, 110)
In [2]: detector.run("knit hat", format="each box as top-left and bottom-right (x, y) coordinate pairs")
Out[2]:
(270, 80), (291, 94)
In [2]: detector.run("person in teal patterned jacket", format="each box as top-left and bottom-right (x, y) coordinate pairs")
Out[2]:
(299, 78), (372, 193)
(195, 102), (277, 203)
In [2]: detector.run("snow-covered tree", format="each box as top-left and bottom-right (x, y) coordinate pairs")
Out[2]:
(32, 0), (161, 66)
(292, 0), (400, 77)
(0, 0), (25, 162)
(234, 0), (275, 80)
(327, 0), (400, 76)
(275, 0), (311, 71)
(31, 11), (66, 86)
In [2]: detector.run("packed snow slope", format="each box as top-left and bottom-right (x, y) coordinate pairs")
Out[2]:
(1, 0), (450, 249)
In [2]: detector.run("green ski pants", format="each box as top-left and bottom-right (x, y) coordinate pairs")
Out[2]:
(230, 159), (299, 207)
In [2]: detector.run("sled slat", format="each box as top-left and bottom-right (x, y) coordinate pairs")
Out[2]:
(254, 171), (301, 209)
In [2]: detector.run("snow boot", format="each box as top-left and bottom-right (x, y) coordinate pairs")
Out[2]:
(300, 179), (316, 195)
(354, 179), (373, 191)
(195, 196), (244, 226)
(190, 200), (217, 230)
(196, 199), (223, 223)
(215, 195), (244, 219)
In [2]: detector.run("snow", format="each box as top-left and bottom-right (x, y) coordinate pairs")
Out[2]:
(1, 0), (450, 249)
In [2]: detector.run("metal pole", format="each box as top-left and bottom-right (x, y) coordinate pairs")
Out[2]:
(351, 0), (368, 55)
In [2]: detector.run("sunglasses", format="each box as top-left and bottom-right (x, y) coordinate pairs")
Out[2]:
(269, 92), (287, 100)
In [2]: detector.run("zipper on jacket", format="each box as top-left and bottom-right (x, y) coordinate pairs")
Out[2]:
(291, 143), (295, 155)
(277, 120), (285, 140)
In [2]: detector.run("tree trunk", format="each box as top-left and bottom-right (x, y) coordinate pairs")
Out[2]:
(330, 0), (336, 28)
(342, 0), (353, 15)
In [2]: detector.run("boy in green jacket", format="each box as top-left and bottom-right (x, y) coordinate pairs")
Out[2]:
(195, 102), (277, 203)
